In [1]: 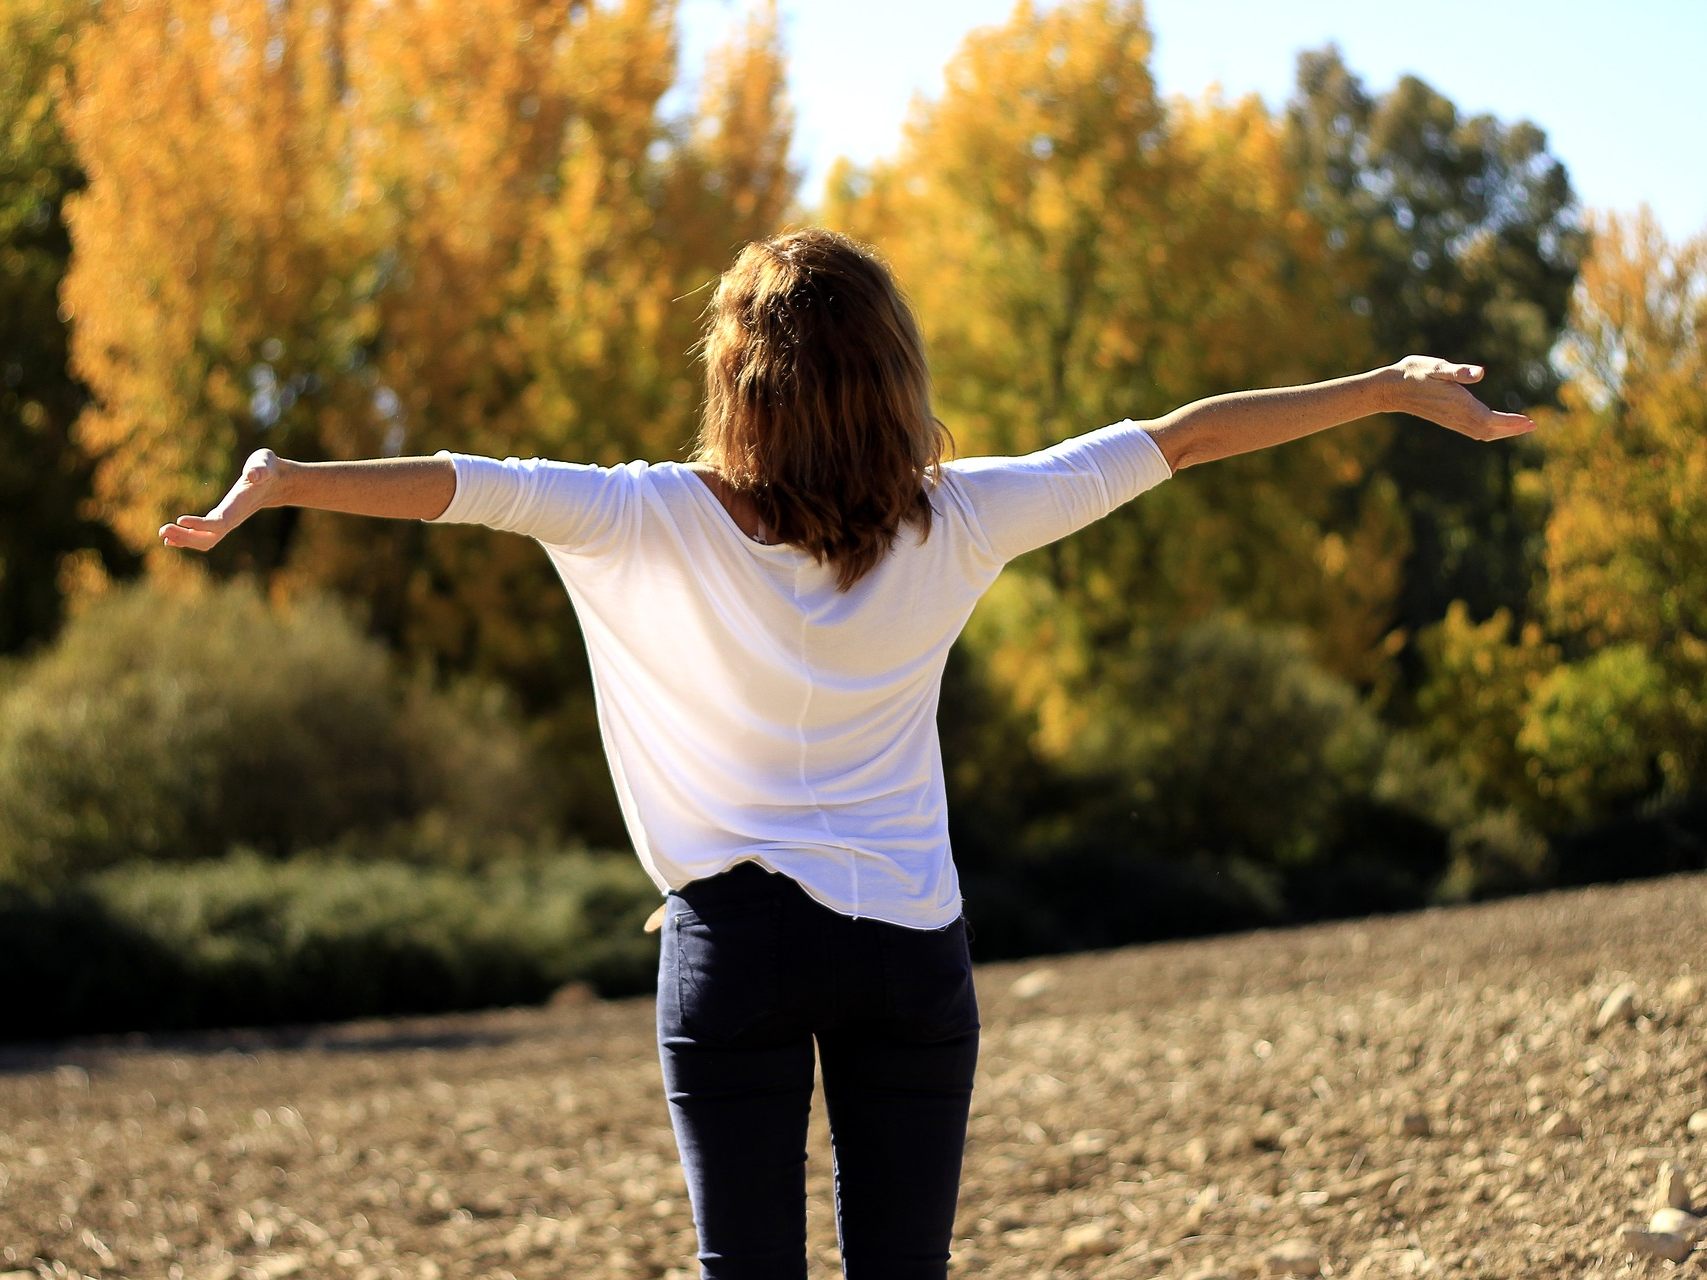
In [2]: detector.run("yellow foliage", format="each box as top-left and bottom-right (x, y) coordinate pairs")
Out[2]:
(1415, 599), (1560, 822)
(821, 0), (1396, 714)
(57, 0), (796, 692)
(1542, 208), (1707, 658)
(1533, 206), (1707, 792)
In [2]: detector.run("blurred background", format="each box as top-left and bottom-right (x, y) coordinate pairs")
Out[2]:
(2, 0), (1703, 1041)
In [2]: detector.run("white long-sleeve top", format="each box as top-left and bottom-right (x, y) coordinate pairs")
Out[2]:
(424, 421), (1173, 928)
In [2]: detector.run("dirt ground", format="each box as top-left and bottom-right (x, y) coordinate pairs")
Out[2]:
(3, 872), (1705, 1279)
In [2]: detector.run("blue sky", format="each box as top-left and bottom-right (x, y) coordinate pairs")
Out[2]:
(677, 0), (1704, 243)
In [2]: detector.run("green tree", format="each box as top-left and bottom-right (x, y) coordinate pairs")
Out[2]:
(1282, 46), (1586, 692)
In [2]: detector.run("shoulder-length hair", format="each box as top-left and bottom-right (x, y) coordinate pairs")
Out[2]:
(690, 227), (950, 590)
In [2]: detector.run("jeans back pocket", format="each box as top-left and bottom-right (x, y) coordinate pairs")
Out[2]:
(668, 896), (783, 1045)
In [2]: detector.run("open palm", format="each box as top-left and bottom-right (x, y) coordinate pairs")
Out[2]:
(157, 448), (285, 552)
(1392, 356), (1535, 440)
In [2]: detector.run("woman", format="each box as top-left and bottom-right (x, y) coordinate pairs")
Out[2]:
(159, 227), (1534, 1279)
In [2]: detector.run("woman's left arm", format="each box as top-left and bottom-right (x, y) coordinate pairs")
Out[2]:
(1143, 356), (1536, 474)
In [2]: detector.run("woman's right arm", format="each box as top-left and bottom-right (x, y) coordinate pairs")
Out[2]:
(158, 450), (455, 552)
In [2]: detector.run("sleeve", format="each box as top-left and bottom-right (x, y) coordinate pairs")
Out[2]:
(941, 419), (1174, 565)
(420, 450), (637, 554)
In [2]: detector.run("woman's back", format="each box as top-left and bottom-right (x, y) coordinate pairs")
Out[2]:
(426, 421), (1174, 926)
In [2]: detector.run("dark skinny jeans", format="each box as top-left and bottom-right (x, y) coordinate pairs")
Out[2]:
(656, 860), (980, 1279)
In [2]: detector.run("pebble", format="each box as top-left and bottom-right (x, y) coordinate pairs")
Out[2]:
(1060, 1221), (1117, 1256)
(1262, 1238), (1323, 1276)
(1541, 1110), (1582, 1138)
(1618, 1226), (1696, 1263)
(1011, 968), (1058, 1000)
(1659, 1162), (1692, 1211)
(1596, 982), (1639, 1030)
(1648, 1208), (1704, 1240)
(1348, 1248), (1436, 1277)
(1396, 1111), (1431, 1137)
(1689, 1109), (1707, 1136)
(1665, 974), (1699, 1007)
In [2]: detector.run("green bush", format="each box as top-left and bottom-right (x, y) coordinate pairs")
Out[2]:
(1518, 644), (1677, 827)
(1435, 806), (1553, 903)
(944, 611), (1478, 952)
(1059, 612), (1390, 870)
(1, 846), (661, 1042)
(0, 578), (553, 883)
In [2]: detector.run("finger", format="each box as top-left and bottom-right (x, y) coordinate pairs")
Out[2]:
(1465, 410), (1534, 441)
(1492, 410), (1536, 434)
(159, 521), (216, 550)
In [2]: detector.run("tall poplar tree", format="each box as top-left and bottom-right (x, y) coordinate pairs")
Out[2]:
(59, 0), (796, 690)
(1525, 208), (1707, 811)
(823, 0), (1402, 739)
(0, 0), (135, 655)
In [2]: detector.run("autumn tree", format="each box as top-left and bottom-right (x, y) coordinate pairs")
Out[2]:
(59, 0), (795, 837)
(0, 0), (136, 655)
(1524, 208), (1707, 816)
(1283, 47), (1585, 693)
(823, 0), (1402, 756)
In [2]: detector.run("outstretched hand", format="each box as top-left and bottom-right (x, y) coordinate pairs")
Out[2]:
(158, 448), (288, 553)
(1388, 356), (1535, 440)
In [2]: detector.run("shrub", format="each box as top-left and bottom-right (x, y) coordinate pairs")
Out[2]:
(1434, 807), (1553, 903)
(1, 846), (660, 1042)
(0, 577), (553, 883)
(1061, 611), (1391, 871)
(1517, 644), (1677, 827)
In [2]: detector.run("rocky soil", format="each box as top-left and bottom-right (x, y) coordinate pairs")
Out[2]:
(3, 872), (1705, 1278)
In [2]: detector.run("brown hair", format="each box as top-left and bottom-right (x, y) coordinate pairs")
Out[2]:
(691, 227), (950, 590)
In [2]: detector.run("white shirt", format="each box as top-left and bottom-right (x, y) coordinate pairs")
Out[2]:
(424, 421), (1173, 928)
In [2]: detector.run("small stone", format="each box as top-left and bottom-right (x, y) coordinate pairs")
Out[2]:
(1060, 1221), (1117, 1256)
(1262, 1238), (1323, 1276)
(1069, 1129), (1111, 1155)
(1665, 974), (1700, 1006)
(1001, 1226), (1049, 1250)
(1178, 1135), (1211, 1169)
(1648, 1208), (1704, 1240)
(1618, 1226), (1695, 1263)
(1659, 1162), (1693, 1211)
(1596, 982), (1639, 1030)
(1349, 1249), (1436, 1278)
(1688, 1110), (1707, 1136)
(1011, 968), (1057, 1000)
(1396, 1111), (1431, 1137)
(1541, 1110), (1583, 1138)
(1652, 1160), (1693, 1215)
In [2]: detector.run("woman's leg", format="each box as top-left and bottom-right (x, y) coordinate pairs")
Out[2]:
(816, 915), (980, 1280)
(657, 877), (816, 1280)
